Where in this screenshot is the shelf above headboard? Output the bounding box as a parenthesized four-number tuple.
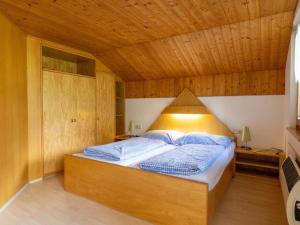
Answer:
(148, 89, 234, 138)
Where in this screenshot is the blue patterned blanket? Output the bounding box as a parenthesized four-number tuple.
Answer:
(84, 137, 167, 161)
(138, 144, 224, 175)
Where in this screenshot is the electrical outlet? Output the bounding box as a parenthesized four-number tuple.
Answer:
(135, 124, 141, 129)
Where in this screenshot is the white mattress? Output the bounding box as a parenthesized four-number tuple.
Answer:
(73, 142, 235, 191)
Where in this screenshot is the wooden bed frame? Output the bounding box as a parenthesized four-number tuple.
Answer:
(64, 155, 235, 225)
(64, 89, 236, 225)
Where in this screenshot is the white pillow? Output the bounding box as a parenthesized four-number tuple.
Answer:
(143, 130, 185, 144)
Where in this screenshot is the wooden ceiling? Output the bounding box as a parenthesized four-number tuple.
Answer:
(0, 0, 297, 81)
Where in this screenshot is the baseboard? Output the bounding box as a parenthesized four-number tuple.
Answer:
(0, 184, 28, 213)
(29, 177, 43, 184)
(0, 177, 43, 213)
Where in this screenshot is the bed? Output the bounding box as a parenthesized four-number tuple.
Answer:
(64, 89, 236, 225)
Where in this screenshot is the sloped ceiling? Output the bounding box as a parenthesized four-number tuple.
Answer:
(0, 0, 297, 81)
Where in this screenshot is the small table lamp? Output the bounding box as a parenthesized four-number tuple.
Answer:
(128, 120, 134, 135)
(241, 126, 251, 150)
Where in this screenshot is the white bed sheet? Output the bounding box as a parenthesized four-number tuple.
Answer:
(73, 144, 176, 166)
(73, 142, 235, 191)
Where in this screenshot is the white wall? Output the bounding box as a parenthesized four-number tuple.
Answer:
(126, 96, 285, 149)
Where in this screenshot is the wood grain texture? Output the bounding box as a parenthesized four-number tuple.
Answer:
(208, 159, 235, 222)
(0, 0, 296, 82)
(0, 0, 296, 50)
(26, 37, 120, 176)
(96, 62, 118, 144)
(0, 174, 286, 225)
(74, 75, 97, 151)
(43, 71, 96, 175)
(212, 174, 288, 225)
(64, 155, 234, 225)
(149, 89, 234, 137)
(0, 12, 28, 206)
(99, 12, 293, 81)
(126, 70, 285, 98)
(27, 36, 43, 181)
(116, 82, 125, 136)
(27, 38, 100, 179)
(43, 71, 77, 175)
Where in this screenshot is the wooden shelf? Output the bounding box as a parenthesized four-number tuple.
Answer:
(42, 46, 95, 77)
(235, 147, 283, 177)
(235, 148, 280, 158)
(236, 160, 279, 171)
(115, 82, 125, 136)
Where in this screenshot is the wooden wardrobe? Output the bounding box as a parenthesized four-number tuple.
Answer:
(42, 47, 97, 175)
(27, 38, 122, 179)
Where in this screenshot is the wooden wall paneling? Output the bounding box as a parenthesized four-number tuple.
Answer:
(0, 0, 297, 54)
(96, 62, 116, 144)
(125, 70, 285, 98)
(75, 76, 97, 150)
(277, 70, 286, 94)
(213, 74, 226, 96)
(43, 71, 78, 175)
(0, 1, 296, 82)
(0, 12, 28, 206)
(98, 12, 293, 81)
(27, 36, 43, 181)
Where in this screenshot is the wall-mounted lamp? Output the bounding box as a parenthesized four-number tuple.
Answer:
(162, 106, 209, 115)
(172, 114, 201, 119)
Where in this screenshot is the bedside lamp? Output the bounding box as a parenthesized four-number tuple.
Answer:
(128, 120, 134, 135)
(241, 126, 251, 150)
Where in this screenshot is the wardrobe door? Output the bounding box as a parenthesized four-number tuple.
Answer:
(73, 76, 96, 150)
(43, 71, 77, 175)
(96, 72, 116, 144)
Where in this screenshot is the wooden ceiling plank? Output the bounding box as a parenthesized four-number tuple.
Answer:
(193, 31, 219, 76)
(249, 18, 261, 71)
(147, 40, 182, 78)
(221, 25, 240, 73)
(99, 11, 293, 81)
(1, 0, 295, 81)
(0, 1, 128, 48)
(172, 35, 202, 77)
(278, 11, 294, 68)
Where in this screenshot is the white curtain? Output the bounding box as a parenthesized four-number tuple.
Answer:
(295, 25, 300, 81)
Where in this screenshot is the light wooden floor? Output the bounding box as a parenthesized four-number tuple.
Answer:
(0, 174, 287, 225)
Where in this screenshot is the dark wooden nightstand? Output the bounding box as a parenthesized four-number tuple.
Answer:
(114, 135, 138, 142)
(235, 147, 285, 177)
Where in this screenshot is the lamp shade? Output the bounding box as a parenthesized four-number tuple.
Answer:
(128, 120, 134, 133)
(241, 126, 251, 143)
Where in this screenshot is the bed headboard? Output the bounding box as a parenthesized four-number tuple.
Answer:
(148, 89, 234, 138)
